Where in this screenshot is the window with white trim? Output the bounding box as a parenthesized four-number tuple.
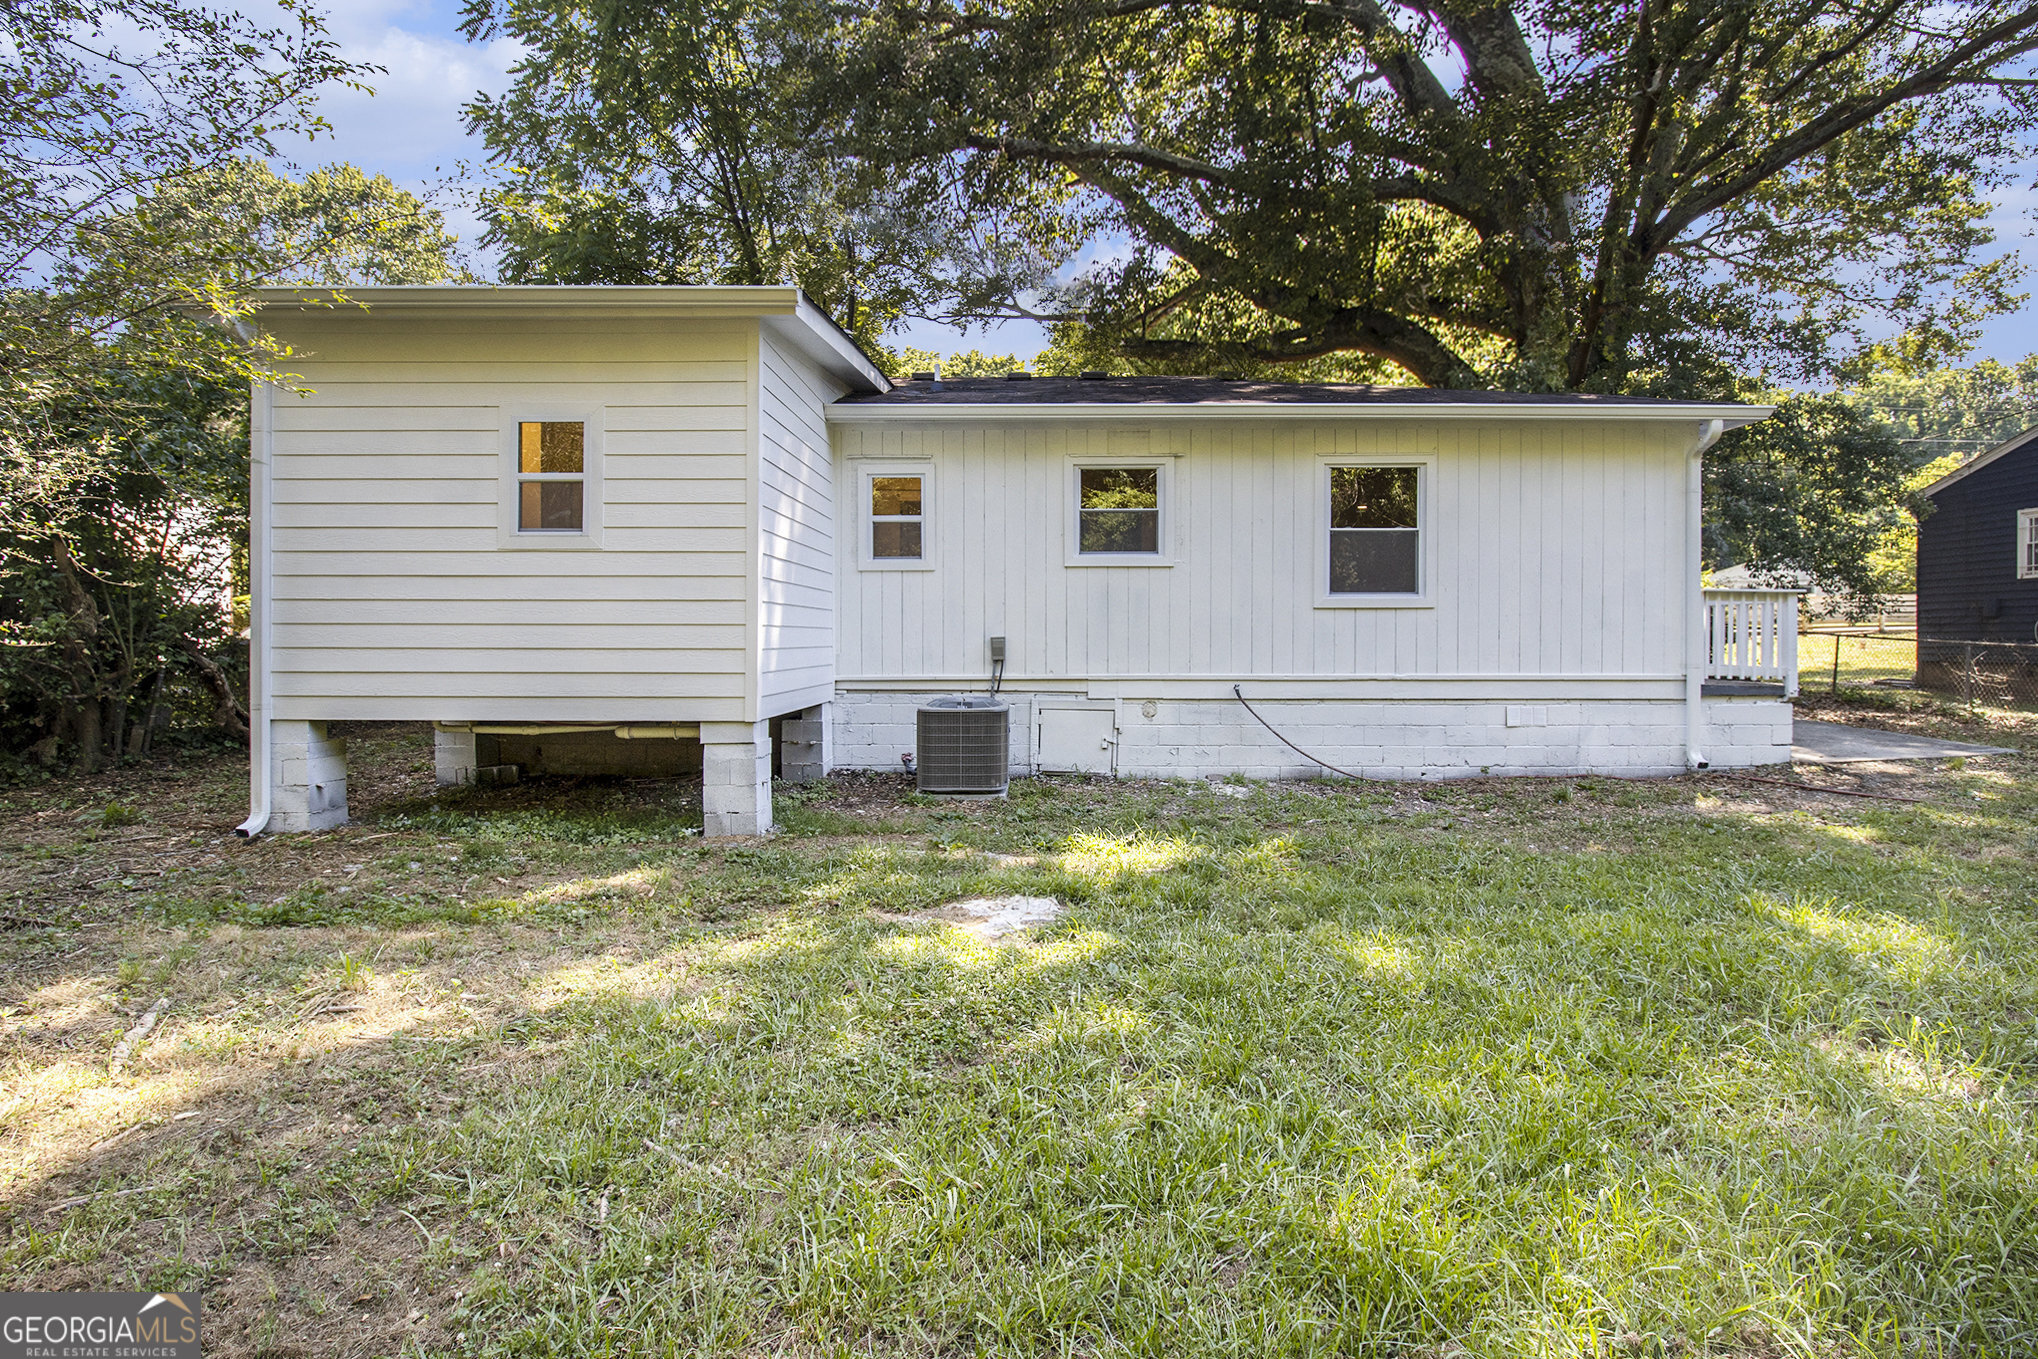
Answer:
(1328, 465, 1421, 595)
(1074, 466, 1162, 556)
(2020, 508, 2038, 580)
(517, 421, 584, 532)
(870, 473, 924, 559)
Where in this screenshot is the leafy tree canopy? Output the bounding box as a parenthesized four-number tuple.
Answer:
(0, 0, 462, 769)
(1841, 352, 2038, 461)
(805, 0, 2038, 392)
(887, 346, 1035, 378)
(459, 0, 1005, 351)
(0, 0, 384, 393)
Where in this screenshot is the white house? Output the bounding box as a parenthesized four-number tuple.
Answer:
(235, 286, 1798, 837)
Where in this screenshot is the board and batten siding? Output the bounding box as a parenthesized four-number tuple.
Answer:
(755, 329, 845, 717)
(1918, 430, 2038, 645)
(832, 418, 1695, 693)
(263, 315, 761, 722)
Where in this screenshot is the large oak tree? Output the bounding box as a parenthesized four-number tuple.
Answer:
(809, 0, 2038, 392)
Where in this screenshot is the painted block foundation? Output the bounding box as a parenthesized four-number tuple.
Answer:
(831, 690, 1793, 780)
(702, 719, 773, 836)
(271, 719, 347, 832)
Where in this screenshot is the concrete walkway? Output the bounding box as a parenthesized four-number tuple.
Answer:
(1792, 718, 2014, 764)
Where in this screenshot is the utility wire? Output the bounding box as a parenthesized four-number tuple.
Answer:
(1232, 685, 1383, 782)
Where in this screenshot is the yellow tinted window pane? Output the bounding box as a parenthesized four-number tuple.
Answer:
(520, 421, 584, 474)
(871, 476, 922, 516)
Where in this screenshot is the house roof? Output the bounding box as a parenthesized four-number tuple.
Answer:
(237, 285, 891, 395)
(832, 375, 1772, 425)
(1919, 423, 2038, 498)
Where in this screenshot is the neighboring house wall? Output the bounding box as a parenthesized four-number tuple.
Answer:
(1918, 433, 2038, 645)
(756, 329, 845, 718)
(262, 314, 759, 723)
(827, 415, 1779, 777)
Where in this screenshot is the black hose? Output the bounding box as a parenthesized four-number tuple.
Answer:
(1232, 685, 1382, 782)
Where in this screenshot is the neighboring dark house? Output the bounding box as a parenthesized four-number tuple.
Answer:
(1916, 425, 2038, 691)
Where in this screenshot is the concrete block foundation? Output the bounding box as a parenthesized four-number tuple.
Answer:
(830, 689, 1794, 780)
(271, 719, 347, 832)
(702, 719, 773, 836)
(779, 704, 830, 784)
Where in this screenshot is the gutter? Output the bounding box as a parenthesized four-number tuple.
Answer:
(238, 374, 274, 836)
(828, 401, 1774, 425)
(1685, 418, 1727, 770)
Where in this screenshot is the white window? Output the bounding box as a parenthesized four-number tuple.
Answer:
(2021, 508, 2038, 580)
(517, 421, 585, 531)
(859, 464, 933, 569)
(1319, 461, 1429, 606)
(1068, 462, 1170, 565)
(498, 410, 602, 548)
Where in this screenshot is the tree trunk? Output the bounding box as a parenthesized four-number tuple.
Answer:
(73, 700, 103, 774)
(51, 539, 104, 773)
(133, 662, 170, 759)
(177, 637, 248, 741)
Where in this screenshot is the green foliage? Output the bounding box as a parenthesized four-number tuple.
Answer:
(886, 347, 1035, 378)
(805, 0, 2038, 391)
(1702, 391, 1920, 596)
(1843, 353, 2038, 462)
(0, 0, 374, 395)
(458, 0, 979, 350)
(0, 1, 463, 769)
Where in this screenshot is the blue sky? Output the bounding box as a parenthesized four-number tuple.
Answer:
(276, 0, 2032, 369)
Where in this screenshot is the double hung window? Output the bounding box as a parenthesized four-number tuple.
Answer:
(1324, 464, 1424, 600)
(517, 421, 585, 532)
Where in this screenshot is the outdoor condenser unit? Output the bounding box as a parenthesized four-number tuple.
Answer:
(915, 695, 1011, 793)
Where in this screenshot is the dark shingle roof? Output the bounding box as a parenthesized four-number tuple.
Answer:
(841, 376, 1722, 407)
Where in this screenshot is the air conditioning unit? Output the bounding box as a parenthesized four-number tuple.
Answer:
(916, 696, 1011, 793)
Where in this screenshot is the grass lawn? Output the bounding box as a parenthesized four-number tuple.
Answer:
(2, 696, 2036, 1357)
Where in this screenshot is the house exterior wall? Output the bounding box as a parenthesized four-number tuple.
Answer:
(832, 417, 1692, 683)
(1918, 433, 2038, 646)
(825, 415, 1761, 776)
(756, 329, 845, 718)
(261, 314, 761, 723)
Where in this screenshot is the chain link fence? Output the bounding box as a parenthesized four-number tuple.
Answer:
(1798, 630, 2038, 710)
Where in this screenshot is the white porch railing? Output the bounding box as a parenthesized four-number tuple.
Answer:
(1704, 588, 1800, 696)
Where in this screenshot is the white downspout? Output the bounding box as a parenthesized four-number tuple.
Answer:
(238, 376, 274, 836)
(1685, 418, 1726, 770)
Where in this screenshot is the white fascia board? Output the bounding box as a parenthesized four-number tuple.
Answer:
(763, 299, 890, 393)
(241, 285, 889, 394)
(244, 284, 807, 315)
(826, 401, 1773, 427)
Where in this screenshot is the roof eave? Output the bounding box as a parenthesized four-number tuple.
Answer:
(827, 401, 1772, 426)
(236, 285, 890, 394)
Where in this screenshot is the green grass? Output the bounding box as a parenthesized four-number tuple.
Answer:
(2, 716, 2036, 1356)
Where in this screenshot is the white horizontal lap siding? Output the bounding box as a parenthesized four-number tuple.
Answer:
(263, 316, 760, 721)
(833, 418, 1689, 688)
(755, 331, 843, 718)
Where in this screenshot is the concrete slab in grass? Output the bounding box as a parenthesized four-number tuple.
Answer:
(1793, 719, 2014, 764)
